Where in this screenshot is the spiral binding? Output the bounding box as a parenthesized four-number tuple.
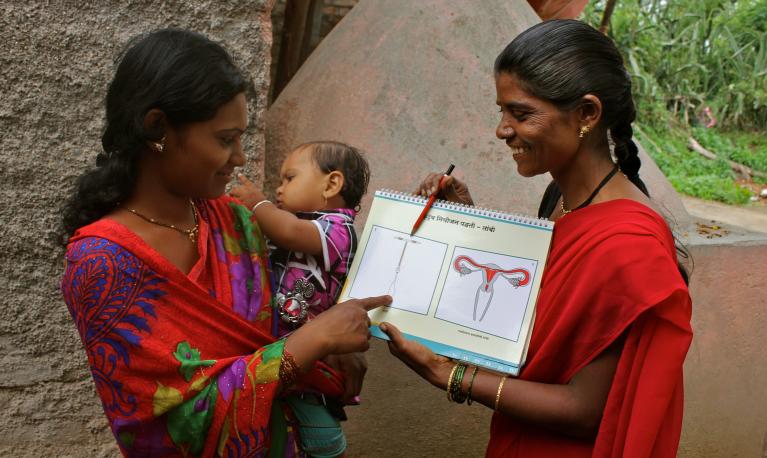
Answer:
(376, 189, 554, 228)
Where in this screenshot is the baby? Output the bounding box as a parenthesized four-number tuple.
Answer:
(230, 140, 370, 457)
(232, 141, 369, 333)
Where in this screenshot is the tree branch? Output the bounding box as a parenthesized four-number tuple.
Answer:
(688, 137, 766, 179)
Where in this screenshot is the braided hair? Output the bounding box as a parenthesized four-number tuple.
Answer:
(610, 101, 649, 196)
(60, 28, 249, 244)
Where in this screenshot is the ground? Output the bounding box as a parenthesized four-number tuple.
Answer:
(681, 196, 767, 234)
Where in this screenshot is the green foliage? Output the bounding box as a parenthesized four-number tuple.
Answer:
(581, 1, 766, 204)
(693, 127, 767, 176)
(668, 175, 753, 204)
(635, 125, 754, 204)
(583, 0, 767, 131)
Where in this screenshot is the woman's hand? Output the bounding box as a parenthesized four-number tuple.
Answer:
(285, 295, 391, 370)
(230, 174, 267, 208)
(415, 172, 474, 205)
(323, 353, 367, 404)
(379, 322, 454, 390)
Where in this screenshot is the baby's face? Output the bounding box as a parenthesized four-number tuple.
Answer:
(276, 146, 328, 213)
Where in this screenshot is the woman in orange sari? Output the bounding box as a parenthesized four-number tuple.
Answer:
(60, 29, 389, 457)
(386, 20, 692, 457)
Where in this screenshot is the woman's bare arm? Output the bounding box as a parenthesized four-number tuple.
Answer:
(381, 322, 623, 439)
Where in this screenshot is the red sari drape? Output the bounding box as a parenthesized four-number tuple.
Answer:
(61, 196, 343, 457)
(487, 199, 693, 457)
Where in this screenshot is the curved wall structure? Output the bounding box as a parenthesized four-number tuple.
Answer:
(266, 0, 689, 227)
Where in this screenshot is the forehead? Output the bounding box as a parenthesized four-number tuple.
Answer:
(282, 145, 314, 169)
(209, 93, 248, 128)
(494, 72, 549, 107)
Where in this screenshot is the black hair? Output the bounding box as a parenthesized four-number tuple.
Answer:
(301, 141, 370, 210)
(494, 19, 647, 195)
(501, 20, 689, 284)
(60, 28, 249, 243)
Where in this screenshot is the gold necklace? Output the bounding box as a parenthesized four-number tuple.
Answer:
(123, 200, 199, 244)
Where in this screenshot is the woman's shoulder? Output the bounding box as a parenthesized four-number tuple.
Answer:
(62, 233, 144, 295)
(590, 198, 672, 231)
(562, 198, 679, 256)
(64, 218, 159, 275)
(65, 234, 126, 264)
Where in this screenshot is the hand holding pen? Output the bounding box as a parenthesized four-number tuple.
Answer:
(411, 164, 457, 236)
(415, 167, 474, 206)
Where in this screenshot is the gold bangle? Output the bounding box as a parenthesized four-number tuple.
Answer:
(494, 376, 507, 411)
(279, 349, 301, 388)
(446, 363, 459, 400)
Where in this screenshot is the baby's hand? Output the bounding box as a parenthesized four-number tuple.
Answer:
(230, 174, 267, 208)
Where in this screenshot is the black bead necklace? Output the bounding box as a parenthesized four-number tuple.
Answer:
(560, 164, 620, 215)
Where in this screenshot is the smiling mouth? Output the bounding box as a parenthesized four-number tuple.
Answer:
(508, 145, 528, 158)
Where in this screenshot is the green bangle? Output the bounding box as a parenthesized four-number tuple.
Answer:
(466, 366, 479, 405)
(449, 363, 468, 404)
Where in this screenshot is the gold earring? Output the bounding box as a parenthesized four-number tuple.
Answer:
(578, 125, 590, 138)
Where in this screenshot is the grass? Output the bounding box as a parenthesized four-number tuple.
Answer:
(637, 126, 767, 205)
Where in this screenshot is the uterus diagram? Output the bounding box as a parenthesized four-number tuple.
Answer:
(453, 255, 530, 321)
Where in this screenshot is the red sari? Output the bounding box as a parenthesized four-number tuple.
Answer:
(487, 199, 693, 457)
(61, 196, 343, 457)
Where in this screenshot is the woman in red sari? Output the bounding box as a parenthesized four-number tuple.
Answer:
(60, 29, 389, 457)
(385, 20, 692, 457)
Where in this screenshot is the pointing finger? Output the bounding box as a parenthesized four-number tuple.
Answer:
(356, 295, 392, 312)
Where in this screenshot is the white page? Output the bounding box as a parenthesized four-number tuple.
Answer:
(348, 226, 447, 315)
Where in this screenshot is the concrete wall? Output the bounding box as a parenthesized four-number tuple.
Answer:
(265, 0, 690, 230)
(0, 2, 273, 456)
(680, 232, 767, 458)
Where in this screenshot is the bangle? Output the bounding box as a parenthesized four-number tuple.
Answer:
(466, 366, 479, 405)
(446, 363, 459, 401)
(251, 199, 272, 212)
(448, 363, 468, 404)
(494, 376, 507, 411)
(279, 349, 301, 388)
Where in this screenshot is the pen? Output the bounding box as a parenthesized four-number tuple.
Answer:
(410, 164, 455, 236)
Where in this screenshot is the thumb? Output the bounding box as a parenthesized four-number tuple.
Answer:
(378, 321, 404, 344)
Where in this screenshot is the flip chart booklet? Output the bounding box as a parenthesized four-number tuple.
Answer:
(338, 190, 554, 375)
